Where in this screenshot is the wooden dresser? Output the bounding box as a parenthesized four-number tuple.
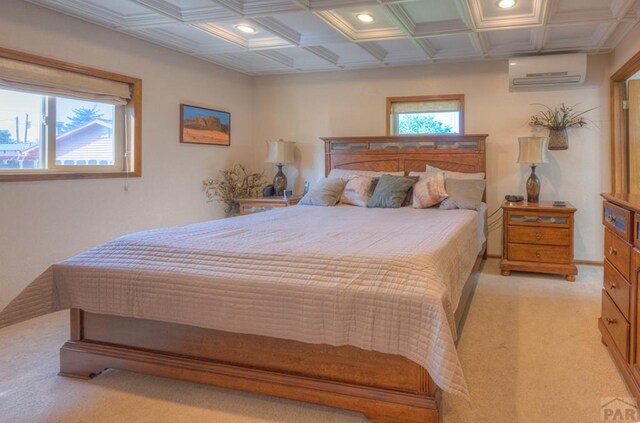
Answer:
(500, 201, 577, 281)
(600, 193, 640, 399)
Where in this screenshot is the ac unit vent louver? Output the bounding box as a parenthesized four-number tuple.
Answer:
(509, 54, 586, 91)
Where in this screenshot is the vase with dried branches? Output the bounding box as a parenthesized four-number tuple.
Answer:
(203, 164, 266, 217)
(529, 103, 595, 150)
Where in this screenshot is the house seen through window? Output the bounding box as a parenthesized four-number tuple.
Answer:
(387, 95, 464, 135)
(0, 89, 118, 170)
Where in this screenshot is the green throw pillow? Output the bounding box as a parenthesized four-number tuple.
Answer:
(367, 174, 416, 208)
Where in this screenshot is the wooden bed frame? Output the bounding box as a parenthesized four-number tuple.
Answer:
(59, 134, 488, 423)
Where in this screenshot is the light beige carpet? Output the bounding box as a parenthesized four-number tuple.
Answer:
(0, 259, 631, 423)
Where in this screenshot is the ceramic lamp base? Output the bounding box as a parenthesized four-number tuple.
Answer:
(273, 164, 287, 196)
(526, 164, 540, 203)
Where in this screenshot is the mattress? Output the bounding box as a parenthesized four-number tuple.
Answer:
(0, 203, 486, 398)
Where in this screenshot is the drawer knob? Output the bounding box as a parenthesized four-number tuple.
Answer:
(606, 214, 617, 223)
(605, 317, 616, 325)
(608, 247, 618, 256)
(608, 282, 617, 290)
(535, 250, 542, 258)
(535, 232, 543, 240)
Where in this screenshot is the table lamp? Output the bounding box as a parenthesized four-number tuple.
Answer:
(265, 139, 295, 196)
(518, 137, 549, 203)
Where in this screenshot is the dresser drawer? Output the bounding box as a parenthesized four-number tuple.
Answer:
(635, 213, 640, 249)
(507, 226, 570, 246)
(507, 211, 570, 228)
(507, 243, 570, 264)
(604, 228, 631, 280)
(604, 260, 631, 320)
(601, 290, 630, 361)
(604, 201, 632, 242)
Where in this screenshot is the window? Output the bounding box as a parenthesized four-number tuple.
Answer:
(387, 95, 464, 136)
(0, 48, 141, 181)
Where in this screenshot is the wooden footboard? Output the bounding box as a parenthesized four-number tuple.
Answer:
(60, 309, 440, 423)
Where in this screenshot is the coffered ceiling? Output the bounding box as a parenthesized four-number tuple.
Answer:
(25, 0, 640, 75)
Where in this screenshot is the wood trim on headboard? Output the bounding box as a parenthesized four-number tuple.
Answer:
(321, 134, 487, 177)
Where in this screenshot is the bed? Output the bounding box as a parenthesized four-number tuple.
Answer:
(0, 134, 488, 423)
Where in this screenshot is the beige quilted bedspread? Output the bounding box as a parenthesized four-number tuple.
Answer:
(0, 204, 484, 398)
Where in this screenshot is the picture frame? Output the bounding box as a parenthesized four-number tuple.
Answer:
(180, 104, 230, 146)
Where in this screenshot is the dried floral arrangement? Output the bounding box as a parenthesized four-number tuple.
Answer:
(203, 164, 266, 216)
(529, 103, 595, 130)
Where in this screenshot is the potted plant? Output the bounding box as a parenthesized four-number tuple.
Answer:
(203, 164, 266, 217)
(529, 103, 595, 150)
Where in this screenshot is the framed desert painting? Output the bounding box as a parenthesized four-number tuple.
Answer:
(180, 104, 230, 146)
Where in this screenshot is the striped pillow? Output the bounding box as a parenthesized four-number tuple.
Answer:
(412, 172, 448, 209)
(340, 175, 377, 207)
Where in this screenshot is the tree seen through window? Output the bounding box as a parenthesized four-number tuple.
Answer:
(397, 113, 455, 135)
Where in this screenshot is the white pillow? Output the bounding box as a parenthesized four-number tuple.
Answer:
(328, 169, 404, 180)
(340, 175, 377, 207)
(412, 173, 448, 209)
(424, 165, 485, 180)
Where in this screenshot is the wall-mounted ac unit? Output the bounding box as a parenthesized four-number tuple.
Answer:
(508, 53, 587, 91)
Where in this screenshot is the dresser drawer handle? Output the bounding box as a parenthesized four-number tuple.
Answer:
(608, 282, 617, 290)
(535, 250, 542, 258)
(535, 232, 543, 240)
(535, 217, 542, 223)
(608, 247, 618, 256)
(606, 214, 617, 224)
(605, 317, 616, 325)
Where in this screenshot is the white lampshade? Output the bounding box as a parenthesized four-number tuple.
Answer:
(265, 139, 295, 164)
(517, 137, 549, 165)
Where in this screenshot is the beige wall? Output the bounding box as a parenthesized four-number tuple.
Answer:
(254, 55, 611, 261)
(0, 0, 256, 311)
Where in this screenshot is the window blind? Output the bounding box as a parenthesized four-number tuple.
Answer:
(0, 57, 131, 105)
(389, 99, 461, 114)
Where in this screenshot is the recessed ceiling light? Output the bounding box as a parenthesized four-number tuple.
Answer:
(235, 24, 256, 34)
(497, 0, 516, 8)
(356, 13, 374, 23)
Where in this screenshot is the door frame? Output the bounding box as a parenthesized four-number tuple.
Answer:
(611, 49, 640, 193)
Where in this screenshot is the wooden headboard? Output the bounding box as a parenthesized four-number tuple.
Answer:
(321, 134, 487, 177)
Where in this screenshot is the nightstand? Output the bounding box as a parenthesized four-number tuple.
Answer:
(500, 201, 577, 281)
(238, 195, 301, 215)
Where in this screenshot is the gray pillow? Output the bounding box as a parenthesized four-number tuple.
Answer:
(300, 177, 347, 206)
(439, 179, 486, 210)
(367, 174, 416, 208)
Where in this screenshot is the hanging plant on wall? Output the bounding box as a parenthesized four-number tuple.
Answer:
(203, 164, 266, 217)
(529, 103, 596, 150)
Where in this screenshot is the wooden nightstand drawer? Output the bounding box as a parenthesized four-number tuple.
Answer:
(605, 228, 631, 280)
(604, 260, 631, 320)
(601, 290, 630, 361)
(240, 203, 285, 214)
(604, 201, 632, 242)
(238, 196, 301, 215)
(507, 226, 570, 246)
(507, 211, 570, 227)
(507, 243, 570, 264)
